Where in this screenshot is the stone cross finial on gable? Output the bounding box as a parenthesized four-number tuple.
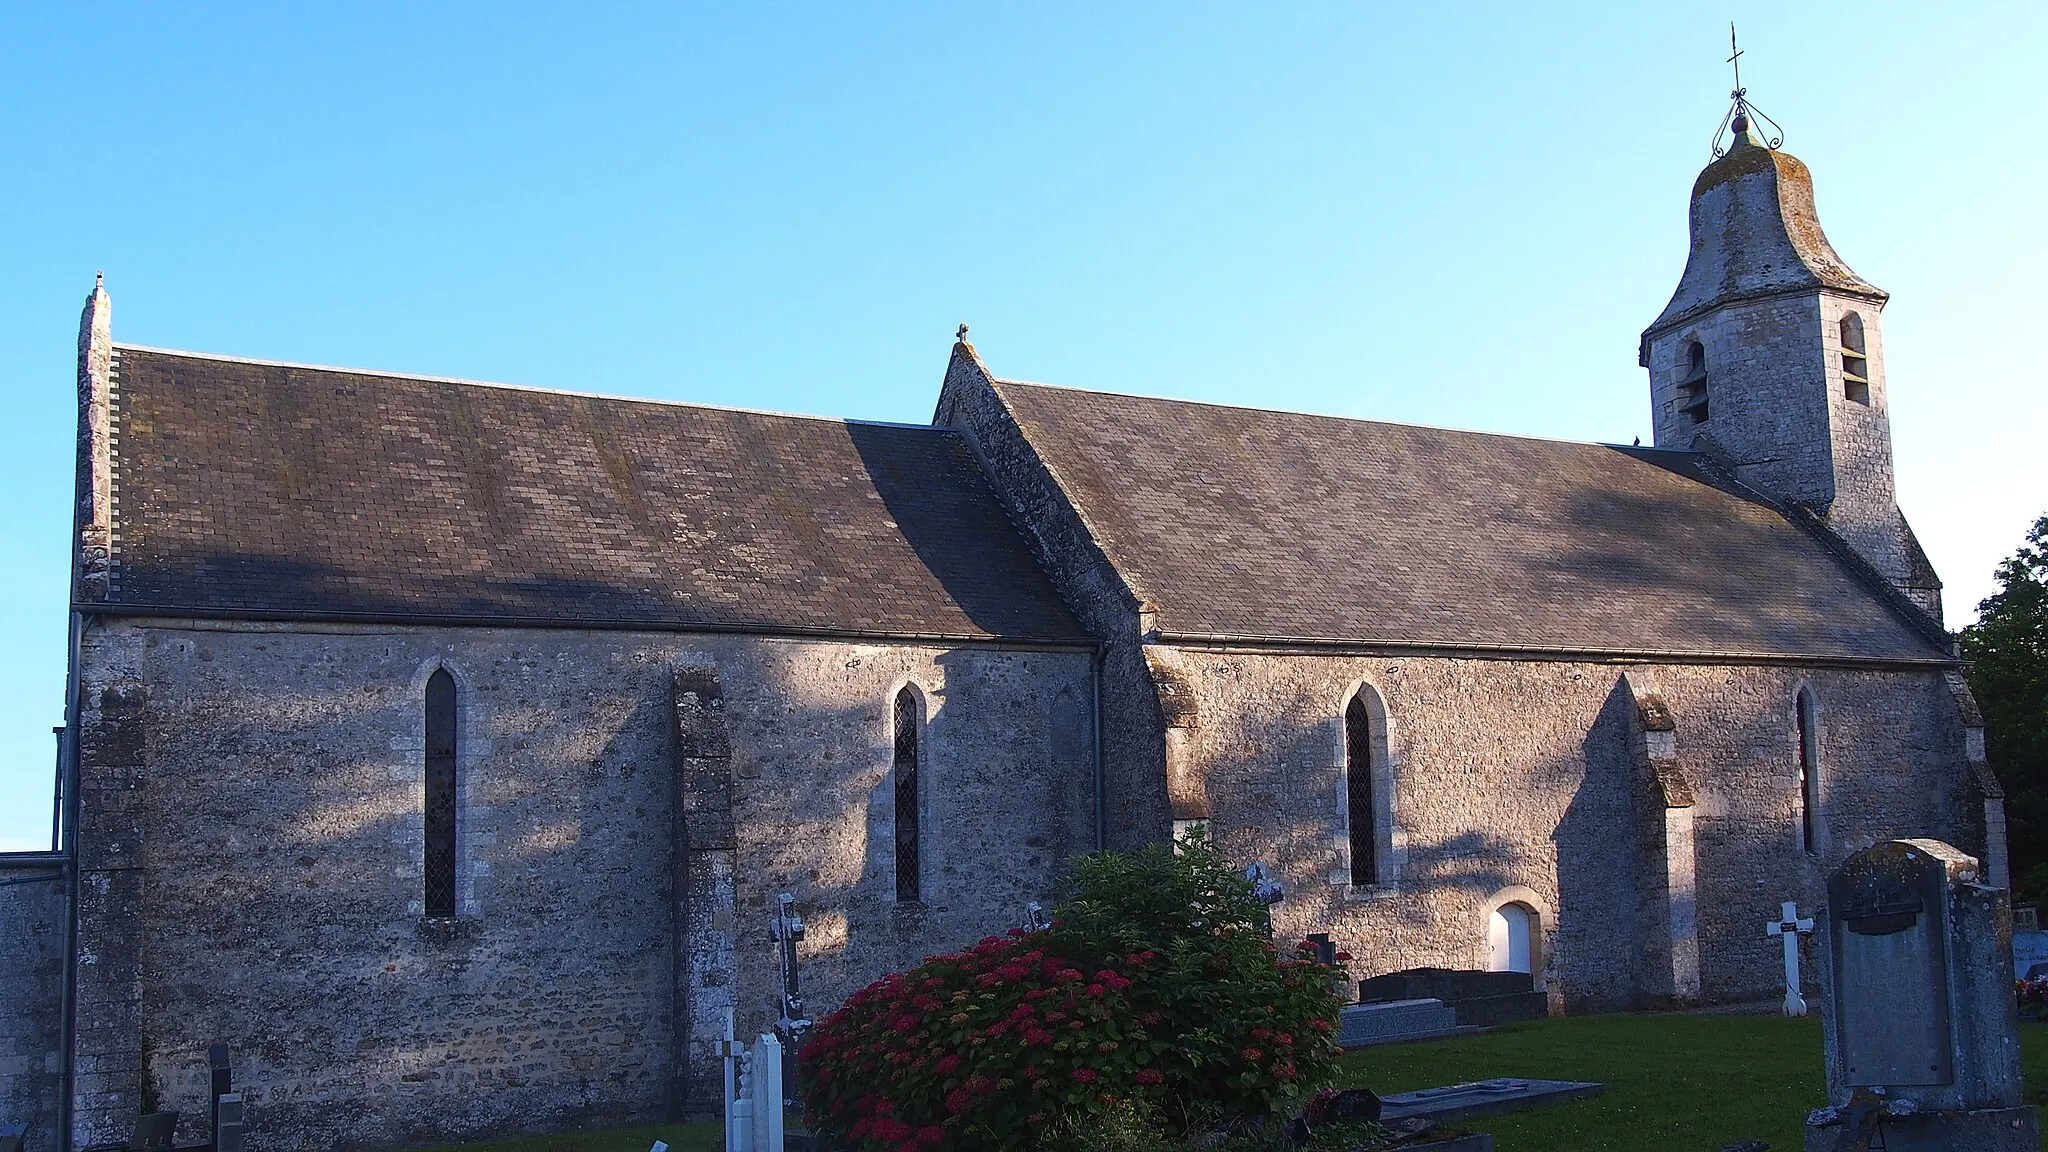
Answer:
(956, 323, 970, 342)
(1766, 900, 1816, 1016)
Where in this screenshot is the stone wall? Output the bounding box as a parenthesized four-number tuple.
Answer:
(0, 857, 67, 1148)
(71, 618, 1094, 1151)
(1146, 649, 1976, 1011)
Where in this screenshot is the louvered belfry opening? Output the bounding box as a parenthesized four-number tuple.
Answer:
(424, 669, 459, 917)
(1345, 694, 1376, 886)
(1679, 341, 1710, 423)
(893, 688, 922, 902)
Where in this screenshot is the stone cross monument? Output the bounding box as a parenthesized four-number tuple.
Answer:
(1767, 901, 1815, 1017)
(1803, 839, 2038, 1151)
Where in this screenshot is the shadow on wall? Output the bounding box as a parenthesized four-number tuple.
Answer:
(1550, 678, 1647, 1013)
(106, 637, 678, 1152)
(666, 634, 1102, 1121)
(0, 859, 67, 1152)
(1192, 672, 1663, 1006)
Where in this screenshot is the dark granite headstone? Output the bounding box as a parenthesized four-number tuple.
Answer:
(1358, 967, 1532, 1002)
(1358, 967, 1547, 1027)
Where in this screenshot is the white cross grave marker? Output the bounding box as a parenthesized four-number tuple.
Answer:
(1766, 900, 1815, 1017)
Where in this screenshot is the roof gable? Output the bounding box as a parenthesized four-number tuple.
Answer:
(98, 347, 1088, 642)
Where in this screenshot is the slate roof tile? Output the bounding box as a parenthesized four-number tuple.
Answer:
(102, 347, 1088, 642)
(990, 379, 1946, 661)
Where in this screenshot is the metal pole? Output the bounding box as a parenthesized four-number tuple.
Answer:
(1091, 643, 1106, 853)
(58, 611, 85, 1152)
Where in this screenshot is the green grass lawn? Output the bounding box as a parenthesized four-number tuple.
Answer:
(1340, 1012, 2048, 1152)
(424, 1015, 2048, 1152)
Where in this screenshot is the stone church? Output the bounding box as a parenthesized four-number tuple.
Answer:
(0, 109, 2006, 1150)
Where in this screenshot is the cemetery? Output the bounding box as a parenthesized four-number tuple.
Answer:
(10, 812, 2046, 1151)
(360, 836, 2043, 1152)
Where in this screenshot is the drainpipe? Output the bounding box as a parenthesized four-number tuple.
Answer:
(58, 610, 84, 1152)
(1092, 642, 1106, 854)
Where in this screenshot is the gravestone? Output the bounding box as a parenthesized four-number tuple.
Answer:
(1803, 839, 2039, 1151)
(1245, 861, 1284, 938)
(1766, 901, 1815, 1016)
(2012, 929, 2048, 979)
(213, 1094, 244, 1152)
(1303, 932, 1355, 1002)
(206, 1042, 233, 1152)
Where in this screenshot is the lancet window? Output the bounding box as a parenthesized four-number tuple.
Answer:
(1795, 689, 1821, 856)
(1345, 694, 1378, 885)
(424, 668, 458, 917)
(893, 688, 923, 902)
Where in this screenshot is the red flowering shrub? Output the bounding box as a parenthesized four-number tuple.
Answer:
(798, 831, 1346, 1150)
(2018, 975, 2048, 1018)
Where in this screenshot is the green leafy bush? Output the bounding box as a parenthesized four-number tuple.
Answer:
(797, 831, 1346, 1151)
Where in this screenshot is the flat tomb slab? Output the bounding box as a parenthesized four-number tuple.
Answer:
(1337, 998, 1461, 1049)
(1380, 1078, 1603, 1123)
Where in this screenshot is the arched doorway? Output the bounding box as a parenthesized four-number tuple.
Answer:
(1487, 903, 1533, 974)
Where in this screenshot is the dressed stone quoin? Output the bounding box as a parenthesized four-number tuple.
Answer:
(1, 98, 2009, 1152)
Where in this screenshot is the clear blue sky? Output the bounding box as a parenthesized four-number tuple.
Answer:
(2, 5, 2043, 849)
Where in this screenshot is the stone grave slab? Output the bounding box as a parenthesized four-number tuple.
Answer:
(1337, 998, 1460, 1048)
(1358, 967, 1547, 1028)
(1379, 1078, 1602, 1123)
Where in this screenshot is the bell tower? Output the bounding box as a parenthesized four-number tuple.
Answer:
(1640, 75, 1941, 620)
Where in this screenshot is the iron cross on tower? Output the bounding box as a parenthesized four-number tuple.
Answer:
(1766, 900, 1816, 1017)
(1728, 23, 1745, 106)
(1711, 24, 1783, 157)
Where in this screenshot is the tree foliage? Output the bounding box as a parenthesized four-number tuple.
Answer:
(1961, 513, 2048, 897)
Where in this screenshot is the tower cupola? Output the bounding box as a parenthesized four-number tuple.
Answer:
(1640, 92, 1941, 621)
(1641, 121, 1886, 355)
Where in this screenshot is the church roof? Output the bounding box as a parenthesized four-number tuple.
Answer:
(985, 378, 1950, 662)
(96, 346, 1090, 643)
